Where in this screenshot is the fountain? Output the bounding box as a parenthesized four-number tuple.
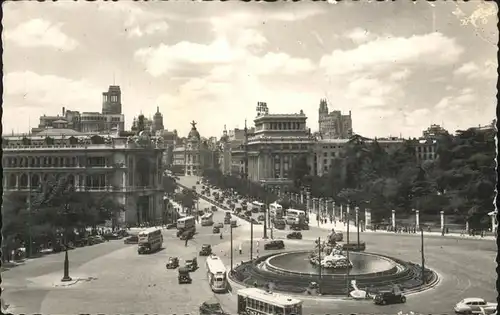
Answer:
(309, 243, 353, 269)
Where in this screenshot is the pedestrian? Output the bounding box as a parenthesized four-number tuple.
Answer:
(185, 238, 188, 247)
(239, 243, 242, 255)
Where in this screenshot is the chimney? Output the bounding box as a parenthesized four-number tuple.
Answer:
(62, 107, 66, 116)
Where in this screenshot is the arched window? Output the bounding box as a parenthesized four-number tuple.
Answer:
(31, 174, 40, 188)
(19, 173, 28, 188)
(8, 174, 16, 187)
(48, 157, 52, 165)
(67, 174, 75, 186)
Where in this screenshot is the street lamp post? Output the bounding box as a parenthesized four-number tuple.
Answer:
(263, 187, 268, 239)
(420, 227, 425, 285)
(356, 207, 360, 248)
(317, 237, 322, 293)
(250, 220, 253, 260)
(346, 203, 350, 297)
(230, 223, 234, 272)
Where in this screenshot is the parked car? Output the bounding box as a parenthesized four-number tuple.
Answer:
(166, 223, 177, 229)
(178, 267, 192, 284)
(212, 226, 220, 234)
(287, 232, 303, 239)
(214, 222, 224, 228)
(166, 257, 179, 269)
(454, 298, 497, 314)
(199, 244, 212, 256)
(199, 300, 227, 315)
(374, 291, 406, 305)
(124, 235, 138, 244)
(211, 206, 217, 212)
(185, 257, 198, 271)
(264, 240, 285, 250)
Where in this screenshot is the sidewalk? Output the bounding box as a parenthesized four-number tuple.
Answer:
(308, 213, 497, 241)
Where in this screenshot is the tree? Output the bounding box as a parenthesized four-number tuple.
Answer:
(137, 114, 146, 133)
(289, 155, 310, 188)
(175, 189, 197, 213)
(163, 175, 177, 196)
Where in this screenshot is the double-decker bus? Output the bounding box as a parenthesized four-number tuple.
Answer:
(284, 209, 306, 225)
(137, 228, 163, 254)
(269, 202, 284, 218)
(237, 288, 303, 315)
(201, 213, 214, 226)
(177, 216, 196, 236)
(205, 255, 228, 293)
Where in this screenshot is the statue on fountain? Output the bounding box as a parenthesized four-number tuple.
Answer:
(309, 238, 352, 269)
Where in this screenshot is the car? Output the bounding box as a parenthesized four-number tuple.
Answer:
(342, 242, 366, 252)
(211, 206, 217, 212)
(185, 257, 198, 271)
(199, 300, 227, 315)
(290, 224, 302, 231)
(166, 257, 179, 269)
(214, 222, 224, 228)
(264, 240, 285, 250)
(123, 235, 138, 244)
(257, 215, 265, 221)
(374, 290, 406, 305)
(224, 217, 231, 224)
(212, 226, 220, 234)
(199, 244, 212, 256)
(454, 298, 497, 314)
(287, 232, 303, 239)
(138, 243, 150, 255)
(166, 223, 177, 229)
(103, 232, 121, 240)
(178, 267, 192, 284)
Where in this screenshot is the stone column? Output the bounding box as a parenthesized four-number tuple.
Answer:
(346, 205, 350, 225)
(392, 210, 396, 229)
(300, 192, 304, 204)
(355, 207, 359, 227)
(415, 209, 420, 229)
(279, 155, 284, 179)
(340, 204, 343, 221)
(15, 174, 19, 189)
(440, 210, 444, 232)
(364, 208, 371, 230)
(332, 200, 336, 220)
(306, 192, 311, 212)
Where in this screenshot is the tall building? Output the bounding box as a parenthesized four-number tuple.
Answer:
(2, 130, 165, 225)
(422, 124, 449, 139)
(31, 86, 125, 134)
(102, 85, 122, 115)
(231, 102, 316, 189)
(152, 106, 164, 133)
(172, 121, 218, 176)
(318, 99, 353, 139)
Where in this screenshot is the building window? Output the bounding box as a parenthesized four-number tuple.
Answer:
(323, 152, 327, 157)
(323, 159, 327, 165)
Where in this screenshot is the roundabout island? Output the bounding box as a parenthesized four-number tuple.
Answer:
(230, 232, 439, 297)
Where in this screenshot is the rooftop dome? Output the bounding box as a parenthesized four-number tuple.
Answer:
(188, 120, 201, 140)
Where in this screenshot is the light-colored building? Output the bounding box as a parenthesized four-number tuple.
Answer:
(2, 129, 165, 226)
(314, 137, 405, 176)
(172, 121, 218, 176)
(318, 99, 353, 139)
(231, 103, 316, 189)
(31, 86, 126, 134)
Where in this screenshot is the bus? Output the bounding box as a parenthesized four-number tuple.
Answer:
(205, 255, 228, 293)
(269, 202, 284, 218)
(237, 288, 303, 315)
(201, 213, 214, 226)
(177, 216, 196, 236)
(137, 228, 163, 254)
(251, 201, 265, 213)
(285, 209, 306, 225)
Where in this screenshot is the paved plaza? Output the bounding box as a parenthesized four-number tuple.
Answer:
(2, 177, 496, 314)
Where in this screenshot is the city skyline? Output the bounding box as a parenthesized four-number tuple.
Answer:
(3, 1, 497, 138)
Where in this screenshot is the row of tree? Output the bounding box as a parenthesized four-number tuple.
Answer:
(289, 127, 496, 227)
(3, 174, 124, 257)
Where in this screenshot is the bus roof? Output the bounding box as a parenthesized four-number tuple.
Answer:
(252, 201, 264, 206)
(202, 213, 213, 218)
(237, 288, 302, 306)
(206, 255, 226, 273)
(287, 208, 305, 213)
(178, 216, 195, 221)
(138, 227, 162, 235)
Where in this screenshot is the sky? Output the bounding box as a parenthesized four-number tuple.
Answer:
(2, 1, 498, 138)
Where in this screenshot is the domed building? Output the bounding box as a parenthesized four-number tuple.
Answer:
(172, 121, 218, 176)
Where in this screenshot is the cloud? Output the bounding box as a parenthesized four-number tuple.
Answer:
(434, 87, 477, 111)
(128, 21, 169, 38)
(4, 18, 78, 50)
(3, 71, 101, 110)
(344, 27, 373, 44)
(246, 53, 316, 75)
(453, 60, 497, 79)
(320, 32, 463, 76)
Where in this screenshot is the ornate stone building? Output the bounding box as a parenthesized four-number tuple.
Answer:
(318, 99, 353, 139)
(231, 103, 316, 190)
(172, 121, 218, 176)
(2, 129, 165, 225)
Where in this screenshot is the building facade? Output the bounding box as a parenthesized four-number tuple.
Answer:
(32, 86, 125, 135)
(172, 121, 218, 176)
(231, 103, 316, 189)
(2, 129, 165, 225)
(318, 99, 353, 139)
